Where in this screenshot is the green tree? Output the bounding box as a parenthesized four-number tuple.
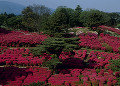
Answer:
(73, 5, 83, 26)
(22, 7, 36, 31)
(22, 4, 51, 32)
(107, 12, 120, 26)
(45, 6, 74, 34)
(79, 9, 110, 28)
(6, 16, 22, 30)
(0, 14, 6, 26)
(29, 4, 51, 32)
(30, 37, 80, 56)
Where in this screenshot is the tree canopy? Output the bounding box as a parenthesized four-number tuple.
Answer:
(79, 9, 110, 27)
(22, 4, 51, 32)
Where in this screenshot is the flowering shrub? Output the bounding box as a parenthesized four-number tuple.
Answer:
(100, 33, 120, 53)
(78, 33, 106, 50)
(0, 30, 48, 47)
(0, 28, 120, 86)
(88, 50, 120, 69)
(0, 49, 120, 86)
(48, 74, 80, 85)
(0, 48, 52, 67)
(0, 67, 51, 86)
(78, 32, 120, 53)
(99, 25, 120, 35)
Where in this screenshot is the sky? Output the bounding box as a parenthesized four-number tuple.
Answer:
(1, 0, 120, 12)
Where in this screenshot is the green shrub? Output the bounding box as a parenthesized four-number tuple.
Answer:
(96, 68, 100, 73)
(102, 43, 112, 52)
(30, 37, 80, 56)
(115, 24, 120, 29)
(43, 58, 62, 70)
(78, 75, 84, 79)
(109, 59, 120, 72)
(109, 59, 120, 85)
(30, 45, 46, 56)
(50, 54, 58, 59)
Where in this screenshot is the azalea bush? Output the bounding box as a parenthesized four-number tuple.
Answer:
(0, 48, 52, 67)
(0, 49, 120, 86)
(99, 25, 120, 35)
(109, 59, 120, 85)
(102, 43, 112, 52)
(0, 30, 48, 47)
(0, 28, 120, 86)
(78, 32, 106, 50)
(100, 33, 120, 53)
(0, 67, 51, 86)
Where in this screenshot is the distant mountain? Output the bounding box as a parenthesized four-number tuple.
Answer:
(0, 1, 25, 15)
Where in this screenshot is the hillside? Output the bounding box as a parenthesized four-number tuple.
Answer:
(0, 26, 120, 85)
(0, 1, 25, 15)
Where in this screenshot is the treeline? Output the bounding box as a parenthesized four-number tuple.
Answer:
(0, 4, 120, 33)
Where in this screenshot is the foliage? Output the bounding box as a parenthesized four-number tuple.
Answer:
(72, 5, 83, 26)
(78, 75, 84, 79)
(79, 9, 110, 28)
(0, 14, 7, 26)
(22, 4, 51, 32)
(6, 16, 22, 29)
(43, 58, 62, 70)
(109, 59, 120, 72)
(42, 37, 80, 54)
(115, 24, 120, 29)
(22, 7, 36, 31)
(30, 37, 80, 56)
(96, 68, 101, 73)
(30, 45, 46, 56)
(102, 43, 112, 52)
(107, 12, 120, 26)
(44, 6, 75, 33)
(109, 59, 120, 85)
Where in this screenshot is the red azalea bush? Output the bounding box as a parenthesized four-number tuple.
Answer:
(78, 33, 106, 50)
(0, 48, 52, 66)
(48, 74, 80, 85)
(78, 32, 120, 53)
(0, 49, 120, 86)
(0, 30, 48, 47)
(0, 67, 51, 86)
(88, 50, 120, 69)
(0, 28, 120, 86)
(99, 25, 120, 35)
(100, 33, 120, 53)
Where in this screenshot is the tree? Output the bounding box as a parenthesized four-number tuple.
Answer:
(45, 6, 74, 33)
(7, 16, 22, 30)
(30, 37, 80, 56)
(22, 4, 51, 32)
(22, 7, 36, 31)
(75, 5, 83, 13)
(79, 9, 110, 28)
(0, 14, 6, 26)
(73, 5, 83, 26)
(107, 12, 120, 26)
(29, 4, 51, 32)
